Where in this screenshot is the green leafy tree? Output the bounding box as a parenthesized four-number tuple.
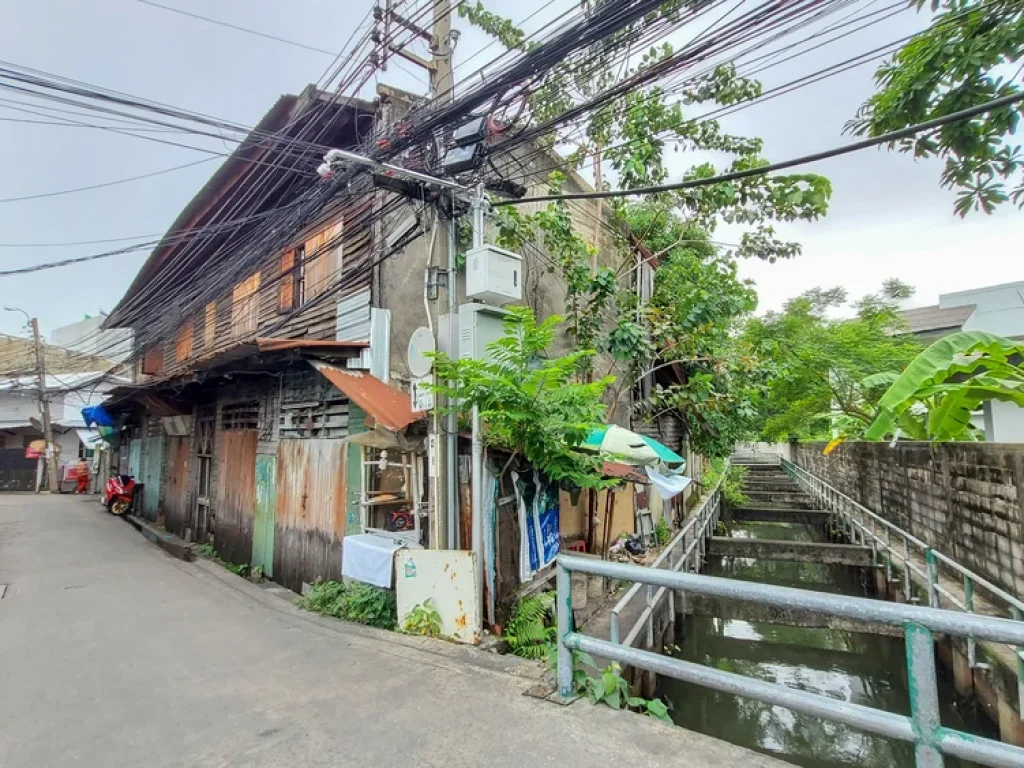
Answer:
(430, 307, 615, 489)
(624, 202, 764, 457)
(460, 4, 833, 457)
(743, 281, 922, 441)
(848, 0, 1024, 215)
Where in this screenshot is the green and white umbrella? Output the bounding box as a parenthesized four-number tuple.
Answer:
(581, 425, 685, 467)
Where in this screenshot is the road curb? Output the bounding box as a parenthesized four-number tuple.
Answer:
(125, 515, 194, 562)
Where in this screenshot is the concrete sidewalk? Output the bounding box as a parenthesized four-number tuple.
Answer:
(0, 494, 786, 767)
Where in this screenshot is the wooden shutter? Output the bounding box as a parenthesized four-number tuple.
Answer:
(279, 250, 295, 312)
(175, 321, 193, 362)
(142, 344, 164, 375)
(231, 273, 261, 337)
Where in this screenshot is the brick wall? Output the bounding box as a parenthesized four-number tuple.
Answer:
(793, 441, 1024, 596)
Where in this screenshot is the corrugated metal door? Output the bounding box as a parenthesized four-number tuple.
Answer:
(163, 437, 191, 537)
(252, 454, 277, 578)
(141, 435, 164, 521)
(274, 439, 347, 591)
(215, 430, 257, 565)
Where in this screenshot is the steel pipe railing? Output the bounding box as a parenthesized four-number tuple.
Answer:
(556, 554, 1024, 768)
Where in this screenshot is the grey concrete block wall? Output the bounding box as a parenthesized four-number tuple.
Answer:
(794, 441, 1024, 597)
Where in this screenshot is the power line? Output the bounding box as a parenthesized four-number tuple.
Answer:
(495, 92, 1024, 206)
(134, 0, 338, 57)
(0, 156, 216, 203)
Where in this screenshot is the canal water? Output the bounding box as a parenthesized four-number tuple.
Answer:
(658, 519, 998, 767)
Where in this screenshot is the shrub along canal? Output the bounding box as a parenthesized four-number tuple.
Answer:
(658, 519, 998, 767)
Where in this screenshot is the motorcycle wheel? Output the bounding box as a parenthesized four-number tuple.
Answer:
(110, 500, 131, 516)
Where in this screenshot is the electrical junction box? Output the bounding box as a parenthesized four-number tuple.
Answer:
(439, 304, 511, 363)
(465, 244, 522, 305)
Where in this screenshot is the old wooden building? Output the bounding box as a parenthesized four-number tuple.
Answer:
(104, 86, 427, 591)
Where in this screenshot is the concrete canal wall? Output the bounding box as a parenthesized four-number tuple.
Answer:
(794, 441, 1024, 597)
(794, 441, 1024, 745)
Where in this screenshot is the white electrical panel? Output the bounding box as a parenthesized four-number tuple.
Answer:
(465, 244, 523, 305)
(439, 304, 511, 363)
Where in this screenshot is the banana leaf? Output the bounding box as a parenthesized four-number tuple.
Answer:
(865, 331, 1024, 440)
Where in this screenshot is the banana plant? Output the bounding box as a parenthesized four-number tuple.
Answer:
(865, 331, 1024, 441)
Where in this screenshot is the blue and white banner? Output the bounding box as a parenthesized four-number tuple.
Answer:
(513, 469, 560, 582)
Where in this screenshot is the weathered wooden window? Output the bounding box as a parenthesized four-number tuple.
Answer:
(231, 273, 260, 337)
(221, 401, 259, 431)
(278, 249, 298, 313)
(204, 301, 217, 349)
(303, 220, 343, 303)
(175, 321, 193, 362)
(141, 344, 164, 375)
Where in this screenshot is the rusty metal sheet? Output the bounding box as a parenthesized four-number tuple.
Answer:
(308, 361, 424, 432)
(215, 430, 257, 565)
(163, 436, 191, 537)
(395, 550, 481, 645)
(274, 438, 348, 591)
(602, 461, 648, 484)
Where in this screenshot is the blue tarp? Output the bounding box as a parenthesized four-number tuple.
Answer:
(81, 404, 114, 428)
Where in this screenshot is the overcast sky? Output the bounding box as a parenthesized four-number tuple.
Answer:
(1, 0, 1020, 341)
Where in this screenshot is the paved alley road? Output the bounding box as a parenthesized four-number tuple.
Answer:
(0, 494, 785, 768)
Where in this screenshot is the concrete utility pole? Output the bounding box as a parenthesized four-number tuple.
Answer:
(430, 0, 461, 552)
(4, 307, 58, 493)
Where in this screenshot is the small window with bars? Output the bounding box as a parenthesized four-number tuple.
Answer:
(221, 401, 259, 431)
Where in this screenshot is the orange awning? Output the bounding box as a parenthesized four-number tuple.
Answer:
(257, 338, 370, 353)
(309, 361, 424, 432)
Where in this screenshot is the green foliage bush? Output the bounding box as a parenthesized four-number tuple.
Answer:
(402, 599, 442, 638)
(504, 592, 557, 660)
(704, 459, 748, 506)
(298, 580, 398, 630)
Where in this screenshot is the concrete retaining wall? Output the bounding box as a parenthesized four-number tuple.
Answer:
(793, 441, 1024, 598)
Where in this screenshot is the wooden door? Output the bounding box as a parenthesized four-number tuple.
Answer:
(163, 437, 191, 538)
(252, 454, 277, 578)
(215, 430, 257, 565)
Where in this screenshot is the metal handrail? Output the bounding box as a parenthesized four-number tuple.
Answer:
(608, 461, 726, 647)
(555, 554, 1024, 768)
(781, 458, 1024, 711)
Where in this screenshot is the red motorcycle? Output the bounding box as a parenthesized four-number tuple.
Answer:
(104, 475, 136, 516)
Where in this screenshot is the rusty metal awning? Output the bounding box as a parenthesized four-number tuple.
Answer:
(308, 360, 424, 432)
(256, 338, 370, 354)
(602, 461, 649, 484)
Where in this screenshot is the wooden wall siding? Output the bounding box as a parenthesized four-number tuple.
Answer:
(274, 438, 348, 592)
(163, 436, 192, 537)
(154, 195, 377, 378)
(214, 429, 257, 565)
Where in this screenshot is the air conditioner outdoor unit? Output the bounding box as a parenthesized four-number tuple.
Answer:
(465, 244, 522, 305)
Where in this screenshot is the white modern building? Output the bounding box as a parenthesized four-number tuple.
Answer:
(50, 314, 133, 365)
(901, 280, 1024, 442)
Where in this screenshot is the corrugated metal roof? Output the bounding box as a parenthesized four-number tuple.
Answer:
(309, 361, 423, 432)
(899, 304, 975, 334)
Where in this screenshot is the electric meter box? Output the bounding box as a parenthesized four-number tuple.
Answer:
(439, 304, 511, 362)
(465, 244, 522, 305)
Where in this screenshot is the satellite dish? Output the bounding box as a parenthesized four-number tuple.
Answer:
(407, 326, 435, 378)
